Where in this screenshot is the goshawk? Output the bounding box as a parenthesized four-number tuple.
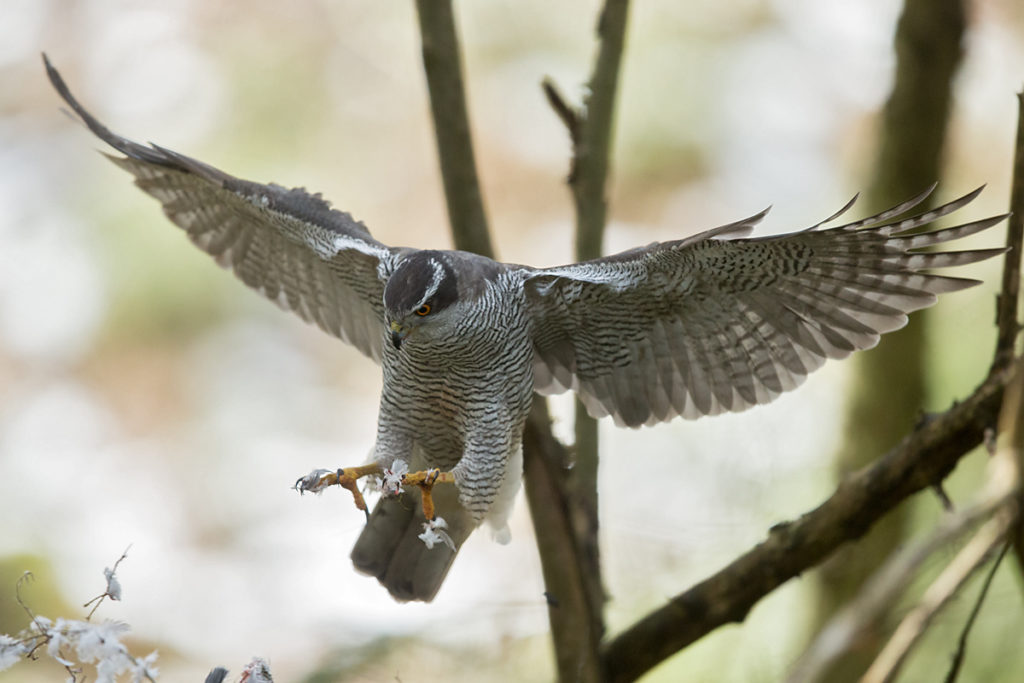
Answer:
(46, 56, 1006, 602)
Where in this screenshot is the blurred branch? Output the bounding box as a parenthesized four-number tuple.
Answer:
(788, 358, 1024, 683)
(862, 519, 1011, 683)
(523, 402, 605, 683)
(942, 540, 1010, 683)
(414, 0, 493, 257)
(543, 2, 631, 651)
(993, 90, 1024, 373)
(811, 2, 967, 677)
(601, 364, 1011, 683)
(413, 3, 604, 681)
(600, 74, 1023, 675)
(786, 492, 1014, 683)
(569, 0, 629, 262)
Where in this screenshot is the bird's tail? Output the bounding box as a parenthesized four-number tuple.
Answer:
(350, 481, 475, 602)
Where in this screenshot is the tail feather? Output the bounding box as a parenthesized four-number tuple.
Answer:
(351, 484, 475, 602)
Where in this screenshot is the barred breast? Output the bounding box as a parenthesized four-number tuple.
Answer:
(374, 270, 535, 520)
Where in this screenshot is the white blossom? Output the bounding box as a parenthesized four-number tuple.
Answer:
(418, 517, 455, 551)
(240, 656, 274, 683)
(103, 567, 123, 601)
(379, 460, 409, 496)
(131, 651, 159, 683)
(0, 634, 26, 672)
(74, 619, 129, 664)
(132, 654, 159, 682)
(45, 618, 74, 666)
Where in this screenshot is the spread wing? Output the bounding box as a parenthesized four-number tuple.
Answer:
(524, 187, 1006, 427)
(45, 55, 399, 362)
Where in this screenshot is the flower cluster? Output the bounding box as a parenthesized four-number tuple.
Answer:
(0, 616, 158, 682)
(378, 460, 409, 496)
(418, 517, 456, 551)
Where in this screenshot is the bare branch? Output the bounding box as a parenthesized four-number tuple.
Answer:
(942, 540, 1010, 683)
(996, 357, 1024, 593)
(543, 6, 632, 666)
(412, 3, 605, 680)
(83, 544, 131, 620)
(601, 367, 1009, 683)
(413, 0, 493, 258)
(862, 516, 1012, 683)
(791, 359, 1024, 682)
(786, 493, 1014, 683)
(992, 90, 1024, 372)
(523, 402, 605, 683)
(541, 78, 581, 151)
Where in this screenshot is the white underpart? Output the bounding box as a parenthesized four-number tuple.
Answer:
(483, 443, 522, 544)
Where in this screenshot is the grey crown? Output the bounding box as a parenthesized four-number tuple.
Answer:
(45, 55, 1007, 602)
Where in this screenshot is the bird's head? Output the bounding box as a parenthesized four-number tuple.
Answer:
(383, 251, 459, 350)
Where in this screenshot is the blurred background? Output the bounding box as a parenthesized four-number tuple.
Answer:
(1, 0, 1022, 680)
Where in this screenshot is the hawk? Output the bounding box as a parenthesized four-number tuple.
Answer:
(45, 55, 1006, 602)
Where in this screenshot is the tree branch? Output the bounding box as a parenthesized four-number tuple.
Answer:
(992, 90, 1024, 372)
(941, 539, 1010, 683)
(413, 4, 605, 680)
(601, 365, 1010, 683)
(544, 3, 631, 654)
(862, 517, 1012, 683)
(523, 402, 605, 683)
(414, 0, 493, 258)
(786, 492, 1014, 683)
(992, 90, 1024, 596)
(788, 356, 1024, 682)
(810, 4, 967, 675)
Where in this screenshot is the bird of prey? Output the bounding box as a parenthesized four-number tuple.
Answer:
(45, 55, 1006, 602)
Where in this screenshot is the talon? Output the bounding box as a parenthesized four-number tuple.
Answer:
(294, 468, 338, 494)
(294, 464, 381, 513)
(400, 468, 455, 521)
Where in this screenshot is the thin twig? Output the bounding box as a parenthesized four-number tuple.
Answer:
(942, 540, 1010, 683)
(601, 366, 1010, 683)
(83, 544, 131, 620)
(861, 514, 1012, 683)
(863, 357, 1024, 683)
(541, 78, 580, 149)
(785, 492, 1014, 683)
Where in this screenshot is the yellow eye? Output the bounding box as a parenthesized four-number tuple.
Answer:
(415, 304, 432, 316)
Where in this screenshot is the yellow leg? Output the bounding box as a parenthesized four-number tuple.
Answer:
(338, 464, 384, 512)
(295, 463, 456, 525)
(294, 463, 382, 518)
(401, 468, 456, 520)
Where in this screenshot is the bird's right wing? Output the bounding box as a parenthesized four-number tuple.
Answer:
(45, 55, 400, 363)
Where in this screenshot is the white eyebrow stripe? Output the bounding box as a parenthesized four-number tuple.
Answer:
(415, 258, 447, 308)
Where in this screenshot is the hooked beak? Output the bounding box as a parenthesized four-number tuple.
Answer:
(390, 321, 409, 350)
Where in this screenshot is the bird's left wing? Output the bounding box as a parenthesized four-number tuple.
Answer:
(45, 55, 400, 362)
(522, 187, 1006, 427)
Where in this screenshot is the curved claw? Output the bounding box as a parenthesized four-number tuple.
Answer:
(293, 464, 382, 514)
(401, 468, 456, 521)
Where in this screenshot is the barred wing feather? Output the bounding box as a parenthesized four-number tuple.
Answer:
(46, 56, 398, 363)
(524, 188, 1006, 427)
